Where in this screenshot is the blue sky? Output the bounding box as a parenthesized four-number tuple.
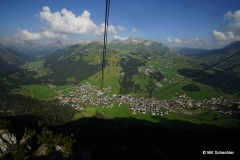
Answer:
(0, 0, 240, 49)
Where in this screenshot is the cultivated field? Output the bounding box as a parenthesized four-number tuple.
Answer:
(21, 60, 51, 78)
(72, 103, 239, 129)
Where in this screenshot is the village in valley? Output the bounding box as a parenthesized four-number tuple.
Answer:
(49, 82, 239, 117)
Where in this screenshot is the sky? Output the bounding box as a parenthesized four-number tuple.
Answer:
(0, 0, 240, 49)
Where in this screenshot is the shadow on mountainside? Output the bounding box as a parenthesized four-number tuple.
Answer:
(3, 115, 240, 159)
(51, 116, 240, 159)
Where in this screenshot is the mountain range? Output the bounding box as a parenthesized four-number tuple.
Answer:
(1, 37, 240, 98)
(4, 37, 165, 56)
(171, 47, 207, 54)
(196, 41, 240, 58)
(1, 37, 240, 159)
(5, 40, 71, 56)
(0, 44, 34, 65)
(5, 39, 91, 56)
(0, 44, 19, 65)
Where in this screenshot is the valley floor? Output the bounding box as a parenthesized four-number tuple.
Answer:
(10, 81, 240, 130)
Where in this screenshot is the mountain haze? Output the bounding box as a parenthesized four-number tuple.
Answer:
(171, 47, 207, 54)
(0, 44, 34, 65)
(0, 44, 19, 65)
(194, 41, 240, 74)
(196, 41, 240, 58)
(6, 40, 72, 56)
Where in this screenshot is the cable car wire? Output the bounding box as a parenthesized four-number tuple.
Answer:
(155, 63, 240, 99)
(150, 51, 240, 98)
(101, 0, 110, 90)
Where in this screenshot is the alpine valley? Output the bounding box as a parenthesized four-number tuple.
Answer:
(1, 37, 240, 159)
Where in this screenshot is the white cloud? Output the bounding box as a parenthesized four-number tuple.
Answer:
(167, 37, 182, 44)
(209, 10, 240, 46)
(207, 22, 213, 26)
(167, 37, 211, 47)
(191, 37, 201, 43)
(93, 23, 116, 36)
(14, 28, 42, 40)
(173, 38, 181, 44)
(3, 37, 10, 41)
(41, 28, 66, 38)
(213, 30, 240, 44)
(13, 27, 67, 41)
(113, 35, 128, 40)
(166, 37, 172, 43)
(191, 38, 203, 45)
(224, 10, 240, 21)
(38, 6, 116, 36)
(9, 6, 126, 42)
(223, 10, 240, 35)
(192, 38, 211, 46)
(117, 25, 127, 31)
(131, 27, 138, 32)
(227, 21, 240, 34)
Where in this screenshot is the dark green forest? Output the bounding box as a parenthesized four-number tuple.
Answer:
(178, 68, 240, 95)
(182, 84, 200, 92)
(150, 71, 164, 81)
(118, 56, 164, 96)
(0, 65, 42, 92)
(44, 58, 101, 85)
(0, 93, 76, 126)
(119, 57, 145, 94)
(43, 49, 102, 86)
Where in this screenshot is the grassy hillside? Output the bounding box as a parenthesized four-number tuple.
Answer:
(72, 103, 240, 129)
(17, 39, 240, 100)
(2, 40, 240, 160)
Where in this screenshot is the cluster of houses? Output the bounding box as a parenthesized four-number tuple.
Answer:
(55, 83, 114, 110)
(162, 78, 178, 84)
(155, 82, 162, 87)
(169, 94, 238, 115)
(136, 63, 177, 85)
(128, 97, 171, 115)
(138, 66, 163, 75)
(162, 61, 175, 68)
(53, 82, 173, 116)
(147, 55, 155, 60)
(51, 82, 239, 116)
(48, 84, 56, 89)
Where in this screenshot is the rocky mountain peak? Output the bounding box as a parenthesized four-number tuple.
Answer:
(0, 44, 8, 52)
(55, 40, 62, 45)
(223, 41, 240, 49)
(127, 36, 144, 43)
(75, 39, 91, 44)
(111, 36, 145, 44)
(0, 44, 19, 64)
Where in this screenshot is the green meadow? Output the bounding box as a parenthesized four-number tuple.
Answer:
(54, 85, 73, 95)
(14, 50, 239, 129)
(21, 60, 51, 77)
(72, 103, 239, 129)
(10, 87, 32, 97)
(86, 54, 121, 94)
(22, 84, 57, 100)
(11, 84, 73, 100)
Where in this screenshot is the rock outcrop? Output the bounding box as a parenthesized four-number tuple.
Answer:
(2, 133, 17, 145)
(0, 131, 19, 156)
(0, 137, 9, 153)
